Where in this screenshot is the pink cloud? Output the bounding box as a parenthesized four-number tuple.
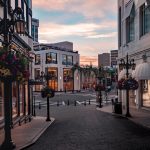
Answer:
(32, 0, 117, 19)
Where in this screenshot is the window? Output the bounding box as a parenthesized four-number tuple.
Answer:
(119, 7, 122, 47)
(126, 16, 135, 43)
(35, 54, 41, 65)
(46, 52, 57, 64)
(62, 54, 67, 65)
(67, 55, 73, 65)
(140, 4, 150, 36)
(62, 55, 73, 66)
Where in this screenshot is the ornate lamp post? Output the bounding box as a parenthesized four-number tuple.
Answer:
(41, 68, 53, 121)
(97, 67, 105, 108)
(0, 1, 25, 149)
(119, 53, 135, 117)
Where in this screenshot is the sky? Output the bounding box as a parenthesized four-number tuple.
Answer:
(32, 0, 118, 66)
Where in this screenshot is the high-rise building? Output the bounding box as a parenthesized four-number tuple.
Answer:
(110, 50, 118, 67)
(98, 53, 110, 67)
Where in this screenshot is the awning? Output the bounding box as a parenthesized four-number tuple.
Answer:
(134, 62, 150, 80)
(122, 1, 134, 20)
(29, 79, 44, 85)
(118, 69, 126, 80)
(118, 69, 133, 80)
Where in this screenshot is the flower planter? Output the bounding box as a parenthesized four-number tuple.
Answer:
(41, 87, 55, 98)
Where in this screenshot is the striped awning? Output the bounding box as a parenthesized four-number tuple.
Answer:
(134, 62, 150, 80)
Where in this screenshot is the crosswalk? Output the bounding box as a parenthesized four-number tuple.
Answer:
(34, 99, 112, 108)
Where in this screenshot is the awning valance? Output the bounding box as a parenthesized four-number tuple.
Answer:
(134, 62, 150, 80)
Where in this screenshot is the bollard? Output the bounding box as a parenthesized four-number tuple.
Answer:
(84, 100, 86, 106)
(67, 100, 69, 106)
(19, 120, 21, 126)
(39, 102, 41, 109)
(57, 101, 59, 106)
(24, 117, 27, 123)
(89, 99, 90, 105)
(74, 100, 76, 106)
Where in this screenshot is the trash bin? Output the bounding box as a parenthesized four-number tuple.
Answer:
(114, 102, 122, 114)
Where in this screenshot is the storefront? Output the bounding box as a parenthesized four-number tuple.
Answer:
(63, 68, 73, 91)
(134, 57, 150, 109)
(141, 80, 150, 107)
(47, 67, 58, 91)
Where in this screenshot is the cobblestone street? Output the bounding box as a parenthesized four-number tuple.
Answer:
(25, 91, 150, 150)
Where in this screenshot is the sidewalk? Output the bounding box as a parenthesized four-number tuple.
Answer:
(97, 104, 150, 129)
(0, 116, 55, 150)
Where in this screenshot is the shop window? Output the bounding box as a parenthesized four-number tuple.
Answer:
(12, 82, 18, 117)
(47, 67, 58, 91)
(0, 82, 4, 120)
(142, 80, 150, 107)
(63, 69, 73, 91)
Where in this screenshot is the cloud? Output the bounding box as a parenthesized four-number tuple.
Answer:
(32, 0, 117, 19)
(86, 32, 117, 39)
(80, 56, 97, 66)
(39, 21, 117, 39)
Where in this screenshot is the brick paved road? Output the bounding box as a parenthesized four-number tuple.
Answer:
(25, 102, 150, 150)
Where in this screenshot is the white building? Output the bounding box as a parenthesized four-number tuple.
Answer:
(118, 0, 150, 112)
(33, 41, 80, 92)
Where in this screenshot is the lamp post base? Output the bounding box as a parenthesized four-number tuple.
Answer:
(46, 118, 51, 121)
(125, 112, 131, 117)
(0, 140, 16, 150)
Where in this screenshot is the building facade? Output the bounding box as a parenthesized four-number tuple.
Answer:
(32, 18, 39, 45)
(33, 41, 80, 92)
(118, 0, 150, 112)
(0, 0, 33, 127)
(110, 50, 118, 67)
(98, 53, 110, 67)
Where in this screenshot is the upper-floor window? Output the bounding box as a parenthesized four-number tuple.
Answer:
(126, 5, 135, 43)
(62, 55, 73, 66)
(46, 52, 57, 64)
(67, 55, 73, 65)
(35, 54, 41, 65)
(140, 4, 150, 36)
(119, 7, 122, 47)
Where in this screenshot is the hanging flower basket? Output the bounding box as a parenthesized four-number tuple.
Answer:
(41, 87, 55, 98)
(0, 48, 30, 82)
(95, 84, 105, 91)
(117, 78, 125, 90)
(123, 78, 139, 90)
(117, 78, 139, 90)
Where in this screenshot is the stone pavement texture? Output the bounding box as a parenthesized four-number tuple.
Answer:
(0, 117, 55, 150)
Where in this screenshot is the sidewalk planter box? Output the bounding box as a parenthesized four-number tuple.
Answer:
(114, 102, 122, 114)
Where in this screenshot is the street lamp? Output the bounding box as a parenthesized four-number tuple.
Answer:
(41, 68, 53, 121)
(119, 53, 135, 117)
(0, 1, 25, 150)
(97, 67, 105, 108)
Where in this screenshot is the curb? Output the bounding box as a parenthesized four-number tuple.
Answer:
(17, 118, 55, 150)
(97, 107, 150, 130)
